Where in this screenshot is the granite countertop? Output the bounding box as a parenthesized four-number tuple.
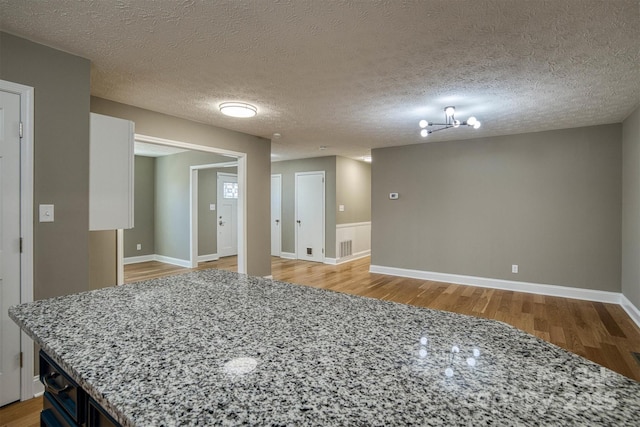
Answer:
(9, 269, 640, 426)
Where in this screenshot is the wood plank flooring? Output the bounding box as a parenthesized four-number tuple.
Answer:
(0, 396, 41, 427)
(3, 255, 639, 421)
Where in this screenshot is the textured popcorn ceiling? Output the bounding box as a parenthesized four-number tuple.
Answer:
(1, 0, 638, 160)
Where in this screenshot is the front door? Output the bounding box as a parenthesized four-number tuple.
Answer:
(295, 172, 324, 263)
(216, 173, 238, 258)
(0, 89, 22, 406)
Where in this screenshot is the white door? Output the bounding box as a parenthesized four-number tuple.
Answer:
(295, 172, 324, 263)
(271, 174, 282, 256)
(217, 173, 238, 257)
(0, 90, 22, 406)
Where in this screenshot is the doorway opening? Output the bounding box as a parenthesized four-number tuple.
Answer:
(120, 134, 247, 277)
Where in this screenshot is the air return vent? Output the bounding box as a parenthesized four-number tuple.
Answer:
(339, 240, 353, 258)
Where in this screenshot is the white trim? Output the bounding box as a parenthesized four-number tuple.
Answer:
(33, 376, 44, 398)
(324, 258, 337, 265)
(369, 265, 622, 304)
(263, 275, 273, 279)
(190, 168, 198, 268)
(620, 294, 640, 329)
(123, 255, 156, 265)
(191, 161, 237, 170)
(281, 252, 296, 260)
(336, 221, 371, 229)
(155, 255, 192, 268)
(116, 229, 124, 285)
(331, 250, 371, 265)
(270, 174, 282, 257)
(1, 79, 35, 402)
(198, 253, 219, 262)
(135, 133, 247, 275)
(217, 172, 239, 258)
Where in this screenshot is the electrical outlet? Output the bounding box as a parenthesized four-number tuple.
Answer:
(339, 204, 345, 212)
(512, 264, 518, 274)
(136, 244, 142, 251)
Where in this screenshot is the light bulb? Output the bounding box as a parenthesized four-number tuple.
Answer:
(466, 116, 477, 126)
(420, 129, 429, 138)
(453, 120, 460, 128)
(473, 121, 481, 129)
(444, 106, 455, 117)
(419, 120, 428, 128)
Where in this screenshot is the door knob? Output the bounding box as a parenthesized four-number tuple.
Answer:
(219, 221, 224, 226)
(275, 219, 280, 225)
(297, 220, 301, 225)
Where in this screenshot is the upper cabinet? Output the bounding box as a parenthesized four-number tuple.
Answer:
(89, 113, 134, 231)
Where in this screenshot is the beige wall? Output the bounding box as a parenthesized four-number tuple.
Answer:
(336, 157, 371, 224)
(124, 156, 155, 258)
(91, 97, 272, 276)
(372, 124, 622, 292)
(271, 157, 337, 258)
(1, 32, 91, 300)
(89, 231, 116, 290)
(622, 105, 640, 310)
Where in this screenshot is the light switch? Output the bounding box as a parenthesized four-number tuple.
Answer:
(39, 204, 54, 222)
(389, 193, 399, 200)
(339, 204, 345, 212)
(210, 204, 216, 211)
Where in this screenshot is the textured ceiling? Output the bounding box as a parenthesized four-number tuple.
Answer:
(1, 0, 638, 161)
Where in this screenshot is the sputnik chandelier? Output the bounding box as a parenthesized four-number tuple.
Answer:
(419, 106, 481, 137)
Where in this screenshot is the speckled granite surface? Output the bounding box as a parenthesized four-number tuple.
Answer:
(9, 269, 640, 426)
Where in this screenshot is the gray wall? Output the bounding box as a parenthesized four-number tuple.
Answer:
(155, 151, 233, 261)
(622, 105, 640, 310)
(198, 167, 238, 256)
(336, 157, 371, 225)
(271, 157, 337, 258)
(89, 231, 116, 290)
(0, 32, 91, 300)
(372, 124, 622, 292)
(91, 97, 272, 276)
(124, 156, 156, 258)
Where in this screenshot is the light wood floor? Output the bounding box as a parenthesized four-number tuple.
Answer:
(3, 256, 639, 423)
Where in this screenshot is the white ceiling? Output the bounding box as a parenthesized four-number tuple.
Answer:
(1, 0, 638, 161)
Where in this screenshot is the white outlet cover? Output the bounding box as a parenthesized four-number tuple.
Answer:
(339, 204, 345, 212)
(39, 204, 54, 222)
(210, 204, 216, 211)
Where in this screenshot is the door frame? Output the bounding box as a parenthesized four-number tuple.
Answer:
(294, 171, 325, 262)
(0, 79, 35, 401)
(190, 162, 237, 264)
(134, 134, 248, 274)
(271, 174, 282, 257)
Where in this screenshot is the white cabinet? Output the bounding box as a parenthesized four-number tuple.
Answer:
(89, 113, 134, 231)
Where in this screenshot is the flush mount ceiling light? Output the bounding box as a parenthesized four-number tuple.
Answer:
(419, 106, 481, 137)
(219, 102, 257, 118)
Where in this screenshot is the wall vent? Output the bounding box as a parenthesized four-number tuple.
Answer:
(339, 240, 353, 258)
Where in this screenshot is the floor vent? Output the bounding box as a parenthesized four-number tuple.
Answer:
(632, 352, 640, 366)
(339, 240, 353, 258)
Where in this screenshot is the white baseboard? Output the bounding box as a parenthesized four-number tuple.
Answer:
(33, 375, 44, 397)
(198, 253, 219, 262)
(263, 275, 273, 279)
(620, 294, 640, 329)
(123, 254, 156, 265)
(155, 255, 192, 268)
(324, 258, 337, 265)
(333, 250, 371, 265)
(369, 264, 622, 305)
(281, 252, 296, 260)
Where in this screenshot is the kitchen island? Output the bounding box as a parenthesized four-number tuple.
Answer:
(9, 269, 640, 426)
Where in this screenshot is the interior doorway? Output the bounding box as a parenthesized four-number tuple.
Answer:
(131, 134, 247, 274)
(271, 174, 282, 256)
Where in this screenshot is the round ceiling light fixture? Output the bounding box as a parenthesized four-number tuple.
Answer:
(219, 102, 257, 118)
